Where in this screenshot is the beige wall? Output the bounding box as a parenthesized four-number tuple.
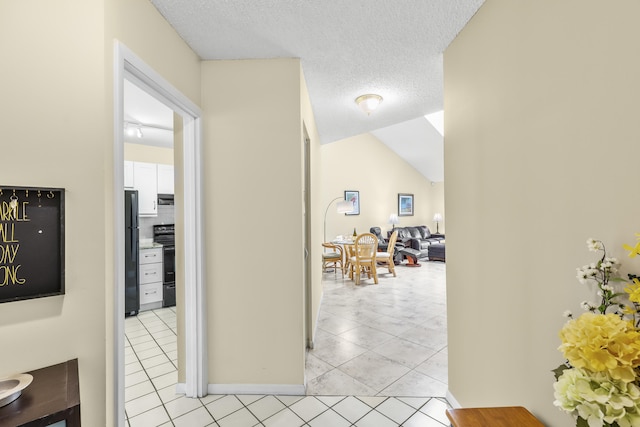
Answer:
(321, 133, 443, 241)
(105, 0, 202, 105)
(124, 143, 174, 165)
(0, 0, 200, 425)
(201, 59, 306, 387)
(0, 1, 107, 425)
(444, 1, 640, 425)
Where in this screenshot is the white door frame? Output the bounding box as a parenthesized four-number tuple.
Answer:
(113, 41, 207, 426)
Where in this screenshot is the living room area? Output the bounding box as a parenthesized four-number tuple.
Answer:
(320, 132, 445, 249)
(314, 127, 447, 392)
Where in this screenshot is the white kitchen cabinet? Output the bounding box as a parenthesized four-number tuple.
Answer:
(133, 162, 158, 216)
(139, 247, 163, 310)
(157, 164, 175, 194)
(124, 161, 134, 189)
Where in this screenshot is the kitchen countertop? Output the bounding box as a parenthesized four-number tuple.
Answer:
(140, 241, 163, 250)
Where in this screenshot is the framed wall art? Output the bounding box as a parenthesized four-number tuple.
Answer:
(0, 186, 65, 303)
(398, 193, 414, 216)
(344, 190, 360, 215)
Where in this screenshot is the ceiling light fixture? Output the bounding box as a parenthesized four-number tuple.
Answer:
(355, 94, 383, 115)
(123, 121, 173, 140)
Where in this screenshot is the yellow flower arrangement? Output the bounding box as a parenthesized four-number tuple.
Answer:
(625, 279, 640, 305)
(553, 237, 640, 427)
(559, 313, 640, 382)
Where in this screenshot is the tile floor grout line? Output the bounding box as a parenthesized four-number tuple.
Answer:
(125, 263, 450, 426)
(125, 310, 178, 426)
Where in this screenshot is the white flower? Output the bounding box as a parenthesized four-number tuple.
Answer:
(563, 310, 573, 318)
(554, 368, 640, 427)
(600, 258, 619, 274)
(579, 301, 597, 312)
(602, 285, 614, 292)
(577, 266, 599, 284)
(587, 238, 604, 252)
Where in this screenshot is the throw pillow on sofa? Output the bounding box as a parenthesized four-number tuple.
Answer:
(417, 225, 431, 239)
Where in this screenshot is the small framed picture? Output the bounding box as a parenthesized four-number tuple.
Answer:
(398, 193, 414, 216)
(344, 190, 360, 215)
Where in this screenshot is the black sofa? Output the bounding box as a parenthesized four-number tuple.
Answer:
(370, 227, 406, 264)
(390, 226, 444, 258)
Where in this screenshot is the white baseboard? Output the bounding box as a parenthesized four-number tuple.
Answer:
(446, 389, 461, 408)
(208, 383, 306, 396)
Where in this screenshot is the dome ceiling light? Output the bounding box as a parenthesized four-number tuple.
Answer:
(355, 94, 383, 115)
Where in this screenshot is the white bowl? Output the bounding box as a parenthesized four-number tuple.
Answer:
(0, 373, 33, 408)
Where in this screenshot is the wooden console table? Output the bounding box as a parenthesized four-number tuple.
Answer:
(0, 359, 80, 426)
(446, 406, 544, 427)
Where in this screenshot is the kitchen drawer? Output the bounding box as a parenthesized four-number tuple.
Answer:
(139, 262, 162, 285)
(139, 282, 163, 305)
(140, 247, 162, 264)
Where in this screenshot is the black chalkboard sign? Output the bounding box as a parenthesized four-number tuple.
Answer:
(0, 186, 65, 303)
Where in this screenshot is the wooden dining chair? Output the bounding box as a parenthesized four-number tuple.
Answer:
(375, 230, 398, 277)
(322, 243, 344, 276)
(350, 233, 378, 285)
(344, 243, 355, 280)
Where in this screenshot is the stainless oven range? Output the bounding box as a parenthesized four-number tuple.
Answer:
(153, 224, 175, 307)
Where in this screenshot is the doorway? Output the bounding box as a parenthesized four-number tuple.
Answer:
(114, 42, 206, 426)
(303, 129, 312, 349)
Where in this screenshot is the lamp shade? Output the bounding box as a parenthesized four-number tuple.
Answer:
(388, 213, 399, 226)
(324, 196, 354, 242)
(433, 213, 443, 222)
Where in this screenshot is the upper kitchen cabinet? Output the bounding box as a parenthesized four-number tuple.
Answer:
(124, 161, 135, 189)
(124, 161, 174, 216)
(133, 162, 158, 216)
(157, 164, 174, 195)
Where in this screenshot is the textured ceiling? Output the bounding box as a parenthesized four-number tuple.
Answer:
(133, 0, 484, 181)
(150, 0, 483, 143)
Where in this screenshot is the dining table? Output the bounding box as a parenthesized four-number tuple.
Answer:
(330, 237, 355, 277)
(331, 236, 379, 283)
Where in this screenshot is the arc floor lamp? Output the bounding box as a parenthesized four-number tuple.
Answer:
(323, 197, 354, 242)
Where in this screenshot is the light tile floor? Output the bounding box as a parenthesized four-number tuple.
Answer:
(124, 261, 448, 426)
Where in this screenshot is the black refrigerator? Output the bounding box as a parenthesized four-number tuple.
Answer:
(124, 190, 139, 317)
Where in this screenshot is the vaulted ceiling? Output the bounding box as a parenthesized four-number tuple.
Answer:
(126, 1, 485, 182)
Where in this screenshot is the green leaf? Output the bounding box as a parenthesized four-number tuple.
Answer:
(552, 364, 570, 381)
(576, 416, 589, 427)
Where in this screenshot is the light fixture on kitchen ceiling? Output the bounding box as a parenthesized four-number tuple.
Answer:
(355, 94, 383, 115)
(124, 121, 172, 139)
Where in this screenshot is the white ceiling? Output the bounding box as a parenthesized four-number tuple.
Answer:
(126, 1, 485, 181)
(372, 116, 444, 183)
(124, 80, 174, 148)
